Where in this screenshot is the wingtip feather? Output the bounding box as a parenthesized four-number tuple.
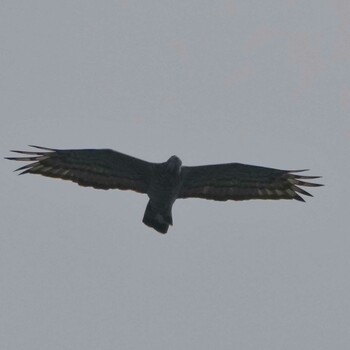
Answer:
(28, 145, 56, 151)
(294, 193, 306, 202)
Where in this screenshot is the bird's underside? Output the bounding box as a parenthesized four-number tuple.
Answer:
(6, 145, 323, 234)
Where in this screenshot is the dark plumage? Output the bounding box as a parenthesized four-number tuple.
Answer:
(6, 146, 323, 234)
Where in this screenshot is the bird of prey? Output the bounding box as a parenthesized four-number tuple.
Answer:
(6, 146, 323, 234)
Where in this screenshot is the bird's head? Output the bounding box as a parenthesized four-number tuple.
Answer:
(165, 155, 182, 175)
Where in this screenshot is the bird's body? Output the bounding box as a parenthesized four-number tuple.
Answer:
(143, 156, 183, 233)
(6, 146, 323, 234)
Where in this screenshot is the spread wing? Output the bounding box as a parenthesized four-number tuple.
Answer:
(179, 163, 322, 202)
(6, 145, 152, 193)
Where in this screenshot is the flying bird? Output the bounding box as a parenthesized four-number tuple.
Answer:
(6, 146, 323, 234)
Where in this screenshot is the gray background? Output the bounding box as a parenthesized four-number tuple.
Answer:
(1, 1, 349, 349)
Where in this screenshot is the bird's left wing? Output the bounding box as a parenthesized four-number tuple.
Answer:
(179, 163, 322, 202)
(6, 146, 152, 193)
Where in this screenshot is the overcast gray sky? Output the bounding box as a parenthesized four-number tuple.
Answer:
(1, 1, 349, 349)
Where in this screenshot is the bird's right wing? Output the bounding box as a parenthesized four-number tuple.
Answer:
(6, 146, 152, 193)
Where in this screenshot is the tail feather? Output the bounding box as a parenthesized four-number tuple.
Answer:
(142, 201, 172, 234)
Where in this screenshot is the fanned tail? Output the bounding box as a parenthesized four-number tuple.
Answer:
(142, 201, 172, 234)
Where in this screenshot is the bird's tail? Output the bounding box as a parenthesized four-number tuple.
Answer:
(142, 201, 173, 234)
